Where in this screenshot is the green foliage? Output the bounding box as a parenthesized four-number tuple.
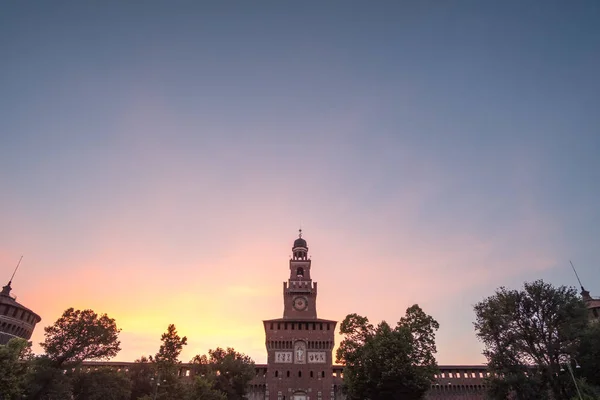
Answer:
(398, 304, 439, 373)
(155, 324, 187, 375)
(578, 322, 600, 388)
(474, 280, 590, 400)
(152, 325, 188, 400)
(41, 308, 121, 366)
(0, 338, 31, 399)
(484, 370, 548, 400)
(25, 356, 73, 400)
(184, 376, 227, 400)
(72, 368, 132, 400)
(336, 305, 439, 400)
(28, 308, 121, 400)
(190, 347, 255, 400)
(129, 356, 155, 400)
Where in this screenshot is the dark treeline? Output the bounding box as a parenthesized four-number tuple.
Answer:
(1, 280, 598, 400)
(0, 309, 254, 400)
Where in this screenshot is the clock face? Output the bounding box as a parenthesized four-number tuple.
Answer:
(292, 296, 308, 311)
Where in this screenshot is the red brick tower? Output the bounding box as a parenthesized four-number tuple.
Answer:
(263, 231, 337, 400)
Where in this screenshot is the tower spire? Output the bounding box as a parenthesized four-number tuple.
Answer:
(9, 255, 23, 285)
(570, 260, 591, 300)
(2, 256, 22, 297)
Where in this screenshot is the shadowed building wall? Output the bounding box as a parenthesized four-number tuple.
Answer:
(0, 280, 41, 345)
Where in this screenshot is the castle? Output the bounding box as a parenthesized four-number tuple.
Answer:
(0, 279, 41, 345)
(245, 232, 488, 400)
(3, 233, 599, 399)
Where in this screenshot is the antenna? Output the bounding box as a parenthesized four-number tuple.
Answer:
(9, 255, 23, 284)
(570, 260, 584, 291)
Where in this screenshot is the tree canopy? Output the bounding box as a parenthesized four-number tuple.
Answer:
(151, 324, 188, 400)
(155, 324, 187, 370)
(473, 280, 592, 399)
(129, 355, 156, 400)
(41, 308, 121, 366)
(184, 376, 227, 400)
(190, 347, 255, 400)
(0, 338, 32, 399)
(336, 304, 439, 400)
(25, 307, 122, 400)
(72, 368, 132, 400)
(578, 321, 600, 389)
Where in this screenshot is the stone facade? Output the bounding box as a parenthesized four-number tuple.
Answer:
(260, 232, 338, 400)
(246, 233, 490, 400)
(77, 361, 489, 400)
(0, 281, 41, 345)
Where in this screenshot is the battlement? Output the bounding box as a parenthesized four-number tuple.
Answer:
(76, 361, 489, 399)
(284, 281, 316, 295)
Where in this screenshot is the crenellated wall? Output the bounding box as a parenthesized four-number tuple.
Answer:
(0, 282, 42, 345)
(77, 361, 488, 400)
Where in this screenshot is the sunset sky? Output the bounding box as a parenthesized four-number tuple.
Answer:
(1, 1, 599, 365)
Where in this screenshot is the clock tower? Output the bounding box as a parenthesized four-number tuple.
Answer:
(284, 230, 317, 320)
(263, 231, 337, 400)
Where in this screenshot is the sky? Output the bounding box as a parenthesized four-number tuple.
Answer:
(1, 1, 599, 366)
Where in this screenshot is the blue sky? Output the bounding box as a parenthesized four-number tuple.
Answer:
(1, 1, 599, 364)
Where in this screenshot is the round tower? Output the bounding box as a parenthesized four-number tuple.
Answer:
(0, 281, 41, 345)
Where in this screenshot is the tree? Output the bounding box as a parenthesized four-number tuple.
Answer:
(0, 338, 31, 399)
(578, 322, 600, 389)
(25, 355, 74, 400)
(41, 308, 121, 366)
(336, 305, 439, 400)
(153, 324, 188, 400)
(184, 376, 227, 400)
(473, 280, 589, 400)
(30, 307, 121, 400)
(190, 347, 255, 400)
(571, 378, 600, 400)
(72, 368, 132, 400)
(155, 324, 187, 375)
(129, 356, 156, 400)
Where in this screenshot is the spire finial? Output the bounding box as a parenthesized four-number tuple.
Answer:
(298, 228, 302, 238)
(570, 260, 591, 300)
(8, 255, 23, 286)
(570, 260, 585, 291)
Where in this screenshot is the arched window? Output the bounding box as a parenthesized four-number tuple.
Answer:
(296, 267, 304, 277)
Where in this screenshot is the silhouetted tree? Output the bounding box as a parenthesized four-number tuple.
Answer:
(336, 305, 439, 400)
(30, 307, 121, 400)
(25, 356, 73, 400)
(473, 280, 589, 400)
(42, 308, 121, 365)
(72, 368, 132, 400)
(153, 324, 187, 400)
(578, 321, 600, 389)
(155, 324, 187, 376)
(129, 355, 156, 400)
(190, 347, 255, 400)
(184, 376, 226, 400)
(0, 338, 31, 399)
